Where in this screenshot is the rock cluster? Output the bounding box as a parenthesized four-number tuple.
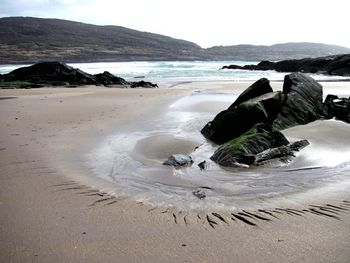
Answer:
(0, 62, 158, 88)
(222, 54, 350, 76)
(202, 73, 350, 167)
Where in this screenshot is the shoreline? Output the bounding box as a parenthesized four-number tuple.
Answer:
(1, 82, 350, 262)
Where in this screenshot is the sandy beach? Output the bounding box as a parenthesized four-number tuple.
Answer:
(1, 82, 350, 263)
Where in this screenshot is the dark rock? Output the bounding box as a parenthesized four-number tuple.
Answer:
(333, 97, 350, 123)
(163, 154, 193, 168)
(323, 94, 339, 118)
(3, 61, 97, 84)
(289, 139, 310, 151)
(130, 80, 158, 88)
(256, 60, 275, 70)
(230, 78, 273, 107)
(94, 71, 129, 86)
(201, 73, 326, 146)
(201, 99, 269, 145)
(254, 139, 309, 165)
(201, 78, 285, 145)
(272, 73, 325, 130)
(198, 160, 208, 170)
(210, 124, 290, 167)
(222, 65, 243, 70)
(192, 189, 206, 199)
(222, 54, 350, 76)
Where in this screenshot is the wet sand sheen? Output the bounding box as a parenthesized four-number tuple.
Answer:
(87, 84, 350, 210)
(1, 83, 350, 263)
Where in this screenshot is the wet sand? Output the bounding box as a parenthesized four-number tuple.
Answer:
(1, 83, 350, 262)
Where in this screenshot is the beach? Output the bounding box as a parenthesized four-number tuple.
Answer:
(1, 82, 350, 262)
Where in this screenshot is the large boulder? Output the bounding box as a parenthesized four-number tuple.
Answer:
(3, 61, 97, 84)
(201, 78, 285, 145)
(272, 73, 325, 130)
(230, 78, 273, 107)
(324, 95, 350, 123)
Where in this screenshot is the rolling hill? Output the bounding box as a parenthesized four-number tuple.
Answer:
(0, 17, 349, 64)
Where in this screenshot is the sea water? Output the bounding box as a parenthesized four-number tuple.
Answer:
(1, 61, 348, 87)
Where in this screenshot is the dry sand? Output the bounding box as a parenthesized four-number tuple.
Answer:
(1, 82, 350, 263)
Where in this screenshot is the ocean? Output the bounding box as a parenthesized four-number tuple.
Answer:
(0, 61, 348, 87)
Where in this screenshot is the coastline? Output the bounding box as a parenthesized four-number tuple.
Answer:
(1, 82, 350, 262)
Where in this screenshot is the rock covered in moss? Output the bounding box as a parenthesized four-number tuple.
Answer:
(210, 124, 290, 167)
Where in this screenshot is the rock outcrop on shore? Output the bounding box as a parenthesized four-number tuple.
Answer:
(202, 73, 350, 167)
(0, 62, 158, 88)
(222, 54, 350, 76)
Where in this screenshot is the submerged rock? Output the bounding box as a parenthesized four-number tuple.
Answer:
(163, 154, 193, 168)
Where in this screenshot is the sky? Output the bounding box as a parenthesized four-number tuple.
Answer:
(1, 0, 350, 48)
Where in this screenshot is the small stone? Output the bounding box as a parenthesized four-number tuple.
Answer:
(163, 154, 193, 168)
(198, 160, 208, 170)
(192, 189, 206, 200)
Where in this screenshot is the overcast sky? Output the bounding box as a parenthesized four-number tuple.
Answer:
(1, 0, 349, 48)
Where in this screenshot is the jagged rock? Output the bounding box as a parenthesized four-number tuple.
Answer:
(272, 73, 326, 130)
(163, 154, 193, 168)
(3, 61, 97, 84)
(230, 78, 273, 107)
(201, 80, 285, 145)
(131, 80, 158, 88)
(210, 124, 290, 167)
(94, 71, 129, 86)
